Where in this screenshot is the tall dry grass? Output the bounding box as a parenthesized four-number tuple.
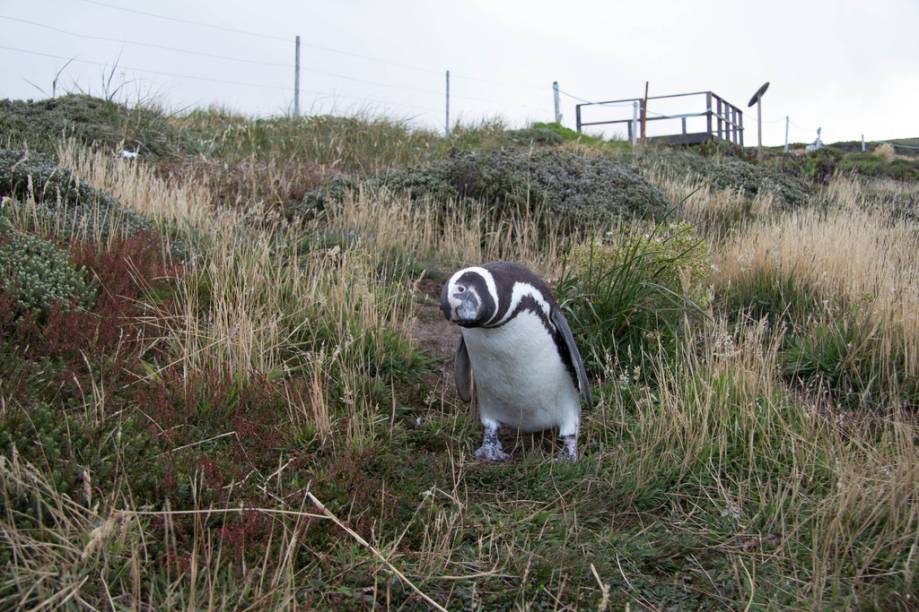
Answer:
(613, 318, 919, 607)
(0, 443, 319, 609)
(57, 141, 421, 448)
(715, 177, 919, 398)
(170, 108, 440, 174)
(643, 163, 780, 242)
(325, 186, 569, 279)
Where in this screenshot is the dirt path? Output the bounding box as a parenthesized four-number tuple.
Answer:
(408, 279, 462, 398)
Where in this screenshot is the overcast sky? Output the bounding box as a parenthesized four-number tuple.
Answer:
(1, 0, 917, 145)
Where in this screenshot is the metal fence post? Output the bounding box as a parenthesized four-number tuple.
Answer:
(553, 81, 561, 124)
(785, 116, 790, 153)
(293, 35, 300, 118)
(632, 100, 639, 145)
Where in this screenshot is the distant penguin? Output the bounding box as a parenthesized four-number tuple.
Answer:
(440, 262, 592, 462)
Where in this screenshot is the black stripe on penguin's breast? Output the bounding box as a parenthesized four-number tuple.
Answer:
(483, 261, 555, 323)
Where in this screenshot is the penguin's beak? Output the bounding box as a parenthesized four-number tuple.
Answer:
(439, 283, 454, 320)
(454, 292, 479, 322)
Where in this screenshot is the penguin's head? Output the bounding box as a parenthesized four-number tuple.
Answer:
(441, 267, 497, 327)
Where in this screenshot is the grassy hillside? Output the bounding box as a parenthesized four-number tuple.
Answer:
(1, 96, 918, 609)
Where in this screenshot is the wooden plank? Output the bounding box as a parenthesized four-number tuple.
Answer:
(641, 81, 649, 143)
(739, 109, 744, 147)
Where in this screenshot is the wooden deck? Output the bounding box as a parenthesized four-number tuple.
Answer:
(575, 90, 744, 147)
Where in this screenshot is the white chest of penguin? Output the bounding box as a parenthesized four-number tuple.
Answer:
(461, 310, 580, 434)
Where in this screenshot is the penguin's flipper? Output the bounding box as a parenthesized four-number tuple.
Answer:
(454, 336, 473, 403)
(550, 307, 593, 409)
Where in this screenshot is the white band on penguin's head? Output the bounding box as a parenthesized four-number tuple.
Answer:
(449, 266, 500, 324)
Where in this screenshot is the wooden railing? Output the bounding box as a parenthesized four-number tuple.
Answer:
(575, 91, 744, 146)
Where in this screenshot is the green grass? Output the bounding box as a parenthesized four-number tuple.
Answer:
(532, 121, 630, 152)
(556, 222, 710, 376)
(837, 152, 919, 181)
(175, 108, 442, 173)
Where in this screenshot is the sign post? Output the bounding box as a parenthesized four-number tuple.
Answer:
(747, 82, 770, 160)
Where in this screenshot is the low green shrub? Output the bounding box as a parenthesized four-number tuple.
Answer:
(0, 94, 186, 158)
(296, 148, 671, 229)
(0, 148, 153, 240)
(763, 148, 841, 184)
(556, 222, 711, 375)
(0, 221, 95, 314)
(837, 152, 919, 181)
(648, 150, 813, 208)
(0, 403, 159, 507)
(506, 126, 564, 146)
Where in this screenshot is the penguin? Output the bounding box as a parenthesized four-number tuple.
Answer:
(440, 262, 592, 462)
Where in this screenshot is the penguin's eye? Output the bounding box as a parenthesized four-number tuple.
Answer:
(456, 286, 465, 293)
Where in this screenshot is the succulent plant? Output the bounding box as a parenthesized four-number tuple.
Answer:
(0, 219, 96, 314)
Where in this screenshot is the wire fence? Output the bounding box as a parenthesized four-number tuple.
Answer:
(0, 4, 890, 145)
(0, 6, 555, 123)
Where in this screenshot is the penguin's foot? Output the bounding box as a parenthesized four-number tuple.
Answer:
(554, 435, 578, 462)
(474, 444, 512, 462)
(475, 421, 511, 462)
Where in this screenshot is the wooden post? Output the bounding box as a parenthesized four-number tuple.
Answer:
(575, 104, 582, 133)
(293, 35, 301, 118)
(739, 110, 744, 147)
(726, 106, 732, 143)
(729, 104, 734, 142)
(732, 108, 739, 144)
(681, 117, 687, 136)
(861, 133, 866, 152)
(736, 108, 741, 144)
(706, 92, 712, 140)
(716, 97, 723, 140)
(640, 81, 649, 144)
(552, 81, 561, 124)
(445, 69, 450, 137)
